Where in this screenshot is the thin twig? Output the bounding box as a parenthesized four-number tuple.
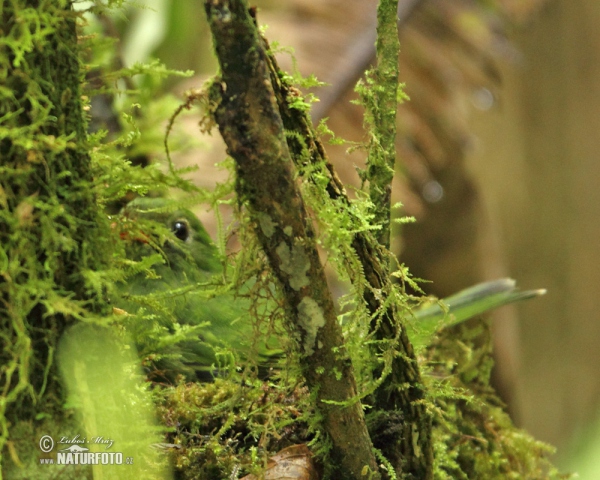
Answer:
(311, 0, 424, 123)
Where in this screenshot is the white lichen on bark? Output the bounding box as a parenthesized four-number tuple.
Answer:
(297, 297, 326, 355)
(257, 212, 276, 238)
(275, 240, 310, 290)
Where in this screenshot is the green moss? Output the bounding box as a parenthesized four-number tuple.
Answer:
(0, 3, 113, 470)
(425, 325, 569, 479)
(154, 379, 314, 479)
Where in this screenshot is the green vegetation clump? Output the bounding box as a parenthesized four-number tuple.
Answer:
(425, 327, 565, 479)
(154, 379, 313, 479)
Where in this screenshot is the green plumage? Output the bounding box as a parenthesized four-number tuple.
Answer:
(117, 197, 278, 381)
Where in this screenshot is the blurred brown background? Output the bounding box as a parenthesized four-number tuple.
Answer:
(102, 0, 600, 472)
(467, 0, 600, 459)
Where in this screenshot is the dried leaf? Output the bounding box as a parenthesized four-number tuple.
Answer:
(241, 444, 319, 480)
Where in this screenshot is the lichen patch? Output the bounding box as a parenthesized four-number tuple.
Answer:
(276, 240, 310, 290)
(257, 212, 276, 238)
(297, 297, 325, 356)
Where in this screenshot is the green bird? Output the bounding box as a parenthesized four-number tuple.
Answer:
(118, 197, 544, 380)
(117, 197, 279, 381)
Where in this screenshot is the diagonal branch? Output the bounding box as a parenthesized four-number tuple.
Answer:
(203, 1, 380, 478)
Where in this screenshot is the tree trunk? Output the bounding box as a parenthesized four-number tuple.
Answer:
(1, 0, 111, 472)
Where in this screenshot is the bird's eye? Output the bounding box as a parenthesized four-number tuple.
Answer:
(172, 220, 190, 241)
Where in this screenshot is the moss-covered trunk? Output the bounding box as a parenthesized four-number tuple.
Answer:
(0, 0, 111, 472)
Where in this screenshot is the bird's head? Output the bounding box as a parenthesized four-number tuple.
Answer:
(120, 197, 222, 278)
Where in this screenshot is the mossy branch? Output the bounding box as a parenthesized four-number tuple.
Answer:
(0, 0, 113, 471)
(361, 0, 401, 250)
(203, 1, 379, 478)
